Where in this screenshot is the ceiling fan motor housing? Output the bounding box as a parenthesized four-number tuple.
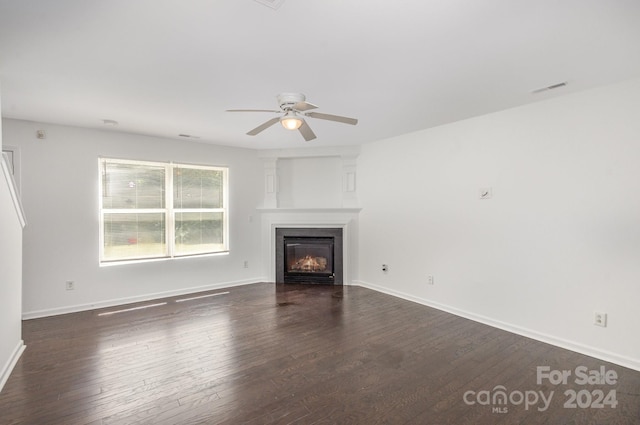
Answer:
(277, 93, 306, 110)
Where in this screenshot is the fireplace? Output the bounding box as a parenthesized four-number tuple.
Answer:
(285, 236, 334, 283)
(276, 228, 343, 284)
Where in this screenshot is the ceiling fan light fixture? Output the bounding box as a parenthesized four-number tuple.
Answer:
(228, 93, 357, 141)
(280, 113, 303, 130)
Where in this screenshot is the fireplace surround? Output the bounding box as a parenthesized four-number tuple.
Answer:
(275, 227, 343, 284)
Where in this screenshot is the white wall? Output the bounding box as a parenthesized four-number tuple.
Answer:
(2, 119, 264, 318)
(0, 87, 25, 391)
(277, 156, 342, 208)
(357, 77, 640, 370)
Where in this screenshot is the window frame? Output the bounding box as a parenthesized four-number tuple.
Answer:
(98, 157, 229, 265)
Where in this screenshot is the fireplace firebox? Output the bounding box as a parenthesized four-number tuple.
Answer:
(276, 228, 343, 284)
(284, 236, 334, 283)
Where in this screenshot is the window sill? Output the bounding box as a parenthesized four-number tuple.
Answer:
(99, 251, 230, 267)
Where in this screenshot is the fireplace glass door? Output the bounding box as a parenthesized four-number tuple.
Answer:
(284, 237, 334, 283)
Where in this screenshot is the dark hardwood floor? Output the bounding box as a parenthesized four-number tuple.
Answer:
(1, 283, 639, 424)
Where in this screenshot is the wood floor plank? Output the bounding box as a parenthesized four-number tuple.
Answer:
(1, 282, 638, 424)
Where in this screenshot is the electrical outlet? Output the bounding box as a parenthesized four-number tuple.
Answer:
(243, 260, 249, 268)
(65, 281, 75, 291)
(428, 275, 434, 285)
(382, 264, 388, 273)
(594, 312, 607, 327)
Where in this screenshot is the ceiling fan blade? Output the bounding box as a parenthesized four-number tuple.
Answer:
(247, 117, 280, 136)
(227, 109, 281, 113)
(293, 101, 318, 112)
(305, 112, 358, 125)
(298, 120, 317, 141)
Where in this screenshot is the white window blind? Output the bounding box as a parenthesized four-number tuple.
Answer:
(99, 158, 228, 264)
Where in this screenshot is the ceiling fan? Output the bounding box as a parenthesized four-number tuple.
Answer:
(227, 93, 358, 141)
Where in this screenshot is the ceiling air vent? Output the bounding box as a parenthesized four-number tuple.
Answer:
(531, 81, 568, 94)
(254, 0, 285, 10)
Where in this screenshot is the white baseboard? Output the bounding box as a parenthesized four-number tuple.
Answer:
(22, 278, 267, 320)
(0, 340, 25, 393)
(352, 280, 640, 372)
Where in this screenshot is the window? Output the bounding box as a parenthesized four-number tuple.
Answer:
(99, 158, 228, 264)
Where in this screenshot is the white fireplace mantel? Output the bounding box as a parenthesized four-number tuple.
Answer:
(259, 146, 361, 210)
(257, 147, 361, 284)
(258, 208, 360, 285)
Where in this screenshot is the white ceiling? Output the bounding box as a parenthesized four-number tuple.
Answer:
(1, 0, 640, 150)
